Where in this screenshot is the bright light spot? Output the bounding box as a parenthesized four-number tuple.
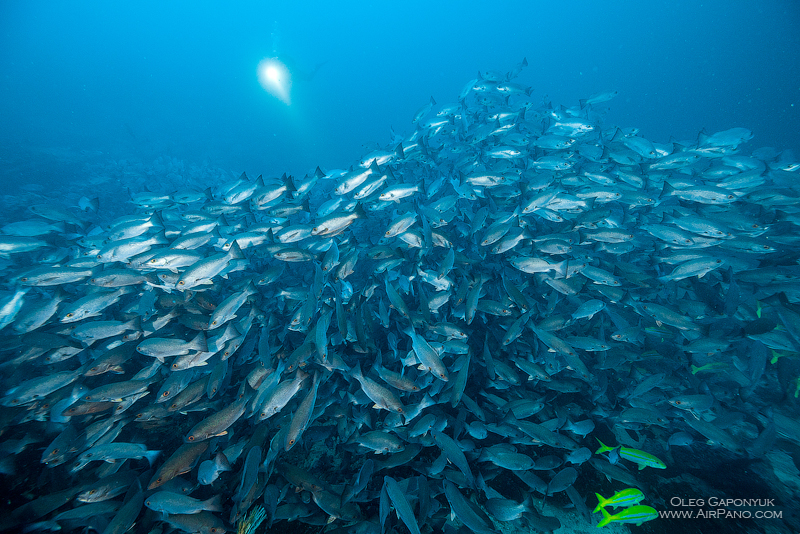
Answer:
(258, 58, 291, 105)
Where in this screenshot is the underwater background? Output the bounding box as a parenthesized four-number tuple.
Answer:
(1, 1, 798, 178)
(1, 2, 800, 534)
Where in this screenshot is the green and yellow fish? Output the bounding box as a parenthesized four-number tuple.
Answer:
(690, 362, 729, 375)
(598, 504, 658, 528)
(594, 488, 645, 513)
(595, 439, 666, 470)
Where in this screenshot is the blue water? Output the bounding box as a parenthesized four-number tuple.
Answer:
(1, 1, 797, 179)
(1, 3, 800, 533)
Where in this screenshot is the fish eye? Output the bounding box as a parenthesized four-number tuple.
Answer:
(187, 436, 194, 441)
(66, 313, 73, 318)
(162, 391, 169, 397)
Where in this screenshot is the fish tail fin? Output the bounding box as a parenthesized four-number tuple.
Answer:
(152, 230, 169, 245)
(244, 280, 258, 295)
(283, 173, 297, 193)
(151, 210, 165, 229)
(597, 507, 613, 527)
(228, 241, 245, 260)
(553, 260, 568, 278)
(593, 492, 606, 513)
(354, 203, 368, 220)
(522, 492, 534, 512)
(123, 316, 142, 332)
(217, 451, 233, 471)
(595, 437, 612, 454)
(144, 450, 161, 467)
(351, 364, 363, 380)
(189, 331, 208, 352)
(203, 493, 223, 512)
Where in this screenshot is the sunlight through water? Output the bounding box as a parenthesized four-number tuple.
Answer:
(257, 57, 291, 105)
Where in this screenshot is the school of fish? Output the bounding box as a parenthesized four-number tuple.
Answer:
(1, 57, 800, 533)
